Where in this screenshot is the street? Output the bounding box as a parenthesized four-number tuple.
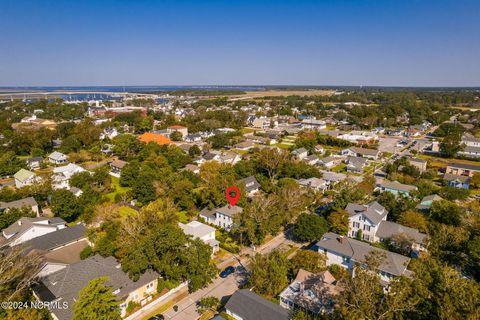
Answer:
(139, 230, 297, 320)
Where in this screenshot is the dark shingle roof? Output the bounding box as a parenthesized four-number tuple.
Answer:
(345, 201, 387, 225)
(316, 232, 410, 276)
(239, 176, 261, 192)
(0, 197, 38, 211)
(35, 255, 159, 320)
(216, 205, 243, 218)
(376, 221, 427, 245)
(24, 224, 86, 251)
(2, 217, 65, 239)
(225, 289, 290, 320)
(443, 173, 470, 183)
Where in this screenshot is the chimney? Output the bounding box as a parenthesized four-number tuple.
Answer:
(363, 205, 368, 211)
(338, 236, 345, 244)
(18, 220, 22, 226)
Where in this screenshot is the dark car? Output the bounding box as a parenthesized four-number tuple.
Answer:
(220, 266, 235, 278)
(148, 314, 164, 320)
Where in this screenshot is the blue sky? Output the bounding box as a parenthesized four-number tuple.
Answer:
(1, 0, 479, 86)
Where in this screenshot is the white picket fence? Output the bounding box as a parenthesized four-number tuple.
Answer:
(124, 281, 189, 320)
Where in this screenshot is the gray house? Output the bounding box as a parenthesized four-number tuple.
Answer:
(316, 232, 412, 284)
(225, 289, 290, 320)
(32, 255, 159, 319)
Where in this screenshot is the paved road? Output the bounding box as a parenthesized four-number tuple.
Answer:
(155, 231, 296, 320)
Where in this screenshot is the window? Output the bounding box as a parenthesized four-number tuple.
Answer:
(363, 234, 370, 241)
(342, 256, 351, 264)
(363, 225, 371, 232)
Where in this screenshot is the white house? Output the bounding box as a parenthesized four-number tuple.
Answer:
(100, 127, 119, 140)
(346, 202, 427, 255)
(199, 205, 243, 231)
(301, 118, 327, 130)
(52, 163, 87, 190)
(345, 201, 388, 242)
(48, 151, 68, 165)
(314, 145, 325, 154)
(14, 169, 38, 188)
(319, 157, 340, 169)
(292, 148, 308, 160)
(340, 147, 380, 160)
(338, 131, 378, 145)
(239, 176, 261, 196)
(298, 177, 328, 192)
(179, 221, 219, 253)
(1, 217, 66, 247)
(304, 155, 319, 166)
(346, 156, 367, 173)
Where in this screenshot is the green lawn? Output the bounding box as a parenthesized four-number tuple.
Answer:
(240, 128, 257, 134)
(105, 176, 130, 202)
(275, 143, 293, 149)
(118, 206, 138, 217)
(332, 163, 347, 172)
(177, 211, 190, 223)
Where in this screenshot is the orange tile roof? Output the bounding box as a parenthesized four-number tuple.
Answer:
(168, 125, 187, 129)
(138, 132, 172, 145)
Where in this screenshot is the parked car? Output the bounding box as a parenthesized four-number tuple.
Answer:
(148, 315, 164, 320)
(220, 266, 235, 278)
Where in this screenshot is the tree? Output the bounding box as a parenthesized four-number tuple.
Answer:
(112, 134, 144, 159)
(293, 213, 328, 242)
(188, 145, 202, 157)
(170, 131, 183, 141)
(440, 134, 464, 158)
(70, 171, 93, 189)
(398, 210, 428, 233)
(183, 239, 217, 291)
(377, 192, 415, 222)
(337, 252, 418, 320)
(254, 148, 289, 182)
(470, 172, 480, 188)
(327, 210, 349, 235)
(131, 174, 156, 205)
(409, 258, 480, 319)
(72, 277, 121, 320)
(119, 162, 140, 187)
(439, 186, 470, 201)
(248, 250, 289, 297)
(0, 246, 42, 302)
(0, 151, 24, 176)
(51, 189, 82, 222)
(429, 200, 463, 226)
(0, 207, 36, 230)
(234, 194, 278, 245)
(290, 250, 326, 275)
(196, 296, 220, 314)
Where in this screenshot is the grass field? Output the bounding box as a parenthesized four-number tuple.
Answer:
(419, 154, 480, 169)
(118, 206, 138, 217)
(239, 89, 335, 98)
(105, 176, 130, 202)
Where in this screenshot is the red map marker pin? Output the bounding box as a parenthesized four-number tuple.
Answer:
(226, 186, 240, 206)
